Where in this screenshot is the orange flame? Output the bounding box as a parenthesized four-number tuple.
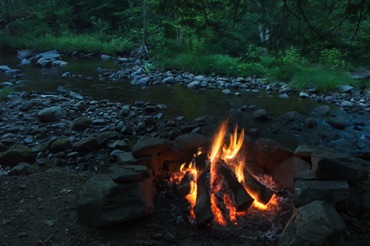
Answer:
(176, 119, 278, 226)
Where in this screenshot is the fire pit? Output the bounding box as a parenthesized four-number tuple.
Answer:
(170, 120, 284, 227)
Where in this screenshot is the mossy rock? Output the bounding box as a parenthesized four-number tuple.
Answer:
(0, 145, 33, 167)
(70, 117, 91, 131)
(50, 138, 72, 153)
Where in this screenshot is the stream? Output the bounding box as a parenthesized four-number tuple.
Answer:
(0, 53, 323, 122)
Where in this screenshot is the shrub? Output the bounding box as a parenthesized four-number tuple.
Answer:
(290, 68, 353, 92)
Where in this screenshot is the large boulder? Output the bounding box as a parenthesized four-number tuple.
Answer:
(77, 168, 155, 227)
(0, 145, 33, 167)
(279, 201, 346, 246)
(254, 138, 293, 171)
(273, 156, 311, 190)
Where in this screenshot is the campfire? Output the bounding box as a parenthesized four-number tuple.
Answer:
(171, 120, 279, 227)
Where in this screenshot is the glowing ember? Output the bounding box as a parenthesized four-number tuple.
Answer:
(174, 119, 278, 226)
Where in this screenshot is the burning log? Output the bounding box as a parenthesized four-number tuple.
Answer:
(215, 161, 254, 212)
(243, 167, 274, 205)
(178, 171, 193, 197)
(193, 153, 213, 226)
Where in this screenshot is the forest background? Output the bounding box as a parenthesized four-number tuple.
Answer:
(0, 0, 369, 91)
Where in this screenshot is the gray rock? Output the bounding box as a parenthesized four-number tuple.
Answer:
(70, 117, 91, 130)
(254, 138, 293, 171)
(339, 100, 353, 107)
(8, 162, 31, 176)
(51, 60, 68, 66)
(37, 106, 66, 122)
(313, 105, 330, 116)
(110, 165, 150, 183)
(279, 93, 289, 99)
(363, 189, 370, 214)
(273, 156, 311, 190)
(337, 85, 353, 93)
(303, 118, 317, 128)
(187, 81, 200, 89)
(253, 109, 269, 121)
(74, 137, 98, 153)
(77, 174, 155, 227)
(100, 54, 111, 60)
(111, 150, 138, 165)
(50, 139, 72, 153)
(106, 140, 130, 151)
(162, 77, 175, 84)
(327, 117, 348, 129)
(294, 145, 335, 159)
(311, 152, 369, 181)
(135, 77, 150, 86)
(294, 180, 350, 209)
(222, 89, 231, 95)
(299, 91, 309, 98)
(0, 145, 33, 167)
(132, 136, 174, 158)
(97, 131, 120, 146)
(174, 133, 208, 151)
(279, 111, 305, 123)
(279, 201, 346, 246)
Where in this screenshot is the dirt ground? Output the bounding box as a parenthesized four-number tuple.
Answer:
(1, 167, 370, 246)
(0, 167, 301, 246)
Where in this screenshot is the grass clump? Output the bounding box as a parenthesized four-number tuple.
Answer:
(0, 33, 135, 55)
(0, 87, 14, 101)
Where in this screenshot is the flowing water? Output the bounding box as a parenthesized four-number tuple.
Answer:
(0, 54, 322, 123)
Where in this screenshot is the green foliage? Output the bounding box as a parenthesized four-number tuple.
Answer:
(268, 64, 301, 82)
(0, 87, 13, 101)
(280, 47, 308, 65)
(319, 48, 347, 69)
(290, 68, 354, 92)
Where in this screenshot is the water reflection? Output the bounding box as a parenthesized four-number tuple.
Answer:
(0, 54, 320, 121)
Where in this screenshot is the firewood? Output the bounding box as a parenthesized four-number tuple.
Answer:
(193, 153, 213, 226)
(178, 171, 192, 197)
(243, 168, 274, 205)
(216, 161, 254, 212)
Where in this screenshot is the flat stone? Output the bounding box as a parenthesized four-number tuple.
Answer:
(111, 150, 138, 165)
(97, 131, 120, 146)
(294, 145, 335, 159)
(132, 136, 174, 158)
(312, 152, 369, 181)
(294, 180, 350, 210)
(74, 137, 98, 153)
(273, 156, 311, 190)
(174, 133, 208, 151)
(77, 174, 155, 227)
(110, 165, 149, 183)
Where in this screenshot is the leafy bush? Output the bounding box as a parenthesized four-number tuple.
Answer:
(290, 68, 353, 92)
(319, 48, 347, 69)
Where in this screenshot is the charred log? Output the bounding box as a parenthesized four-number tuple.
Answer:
(178, 171, 193, 197)
(243, 168, 274, 205)
(215, 161, 254, 212)
(193, 153, 213, 226)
